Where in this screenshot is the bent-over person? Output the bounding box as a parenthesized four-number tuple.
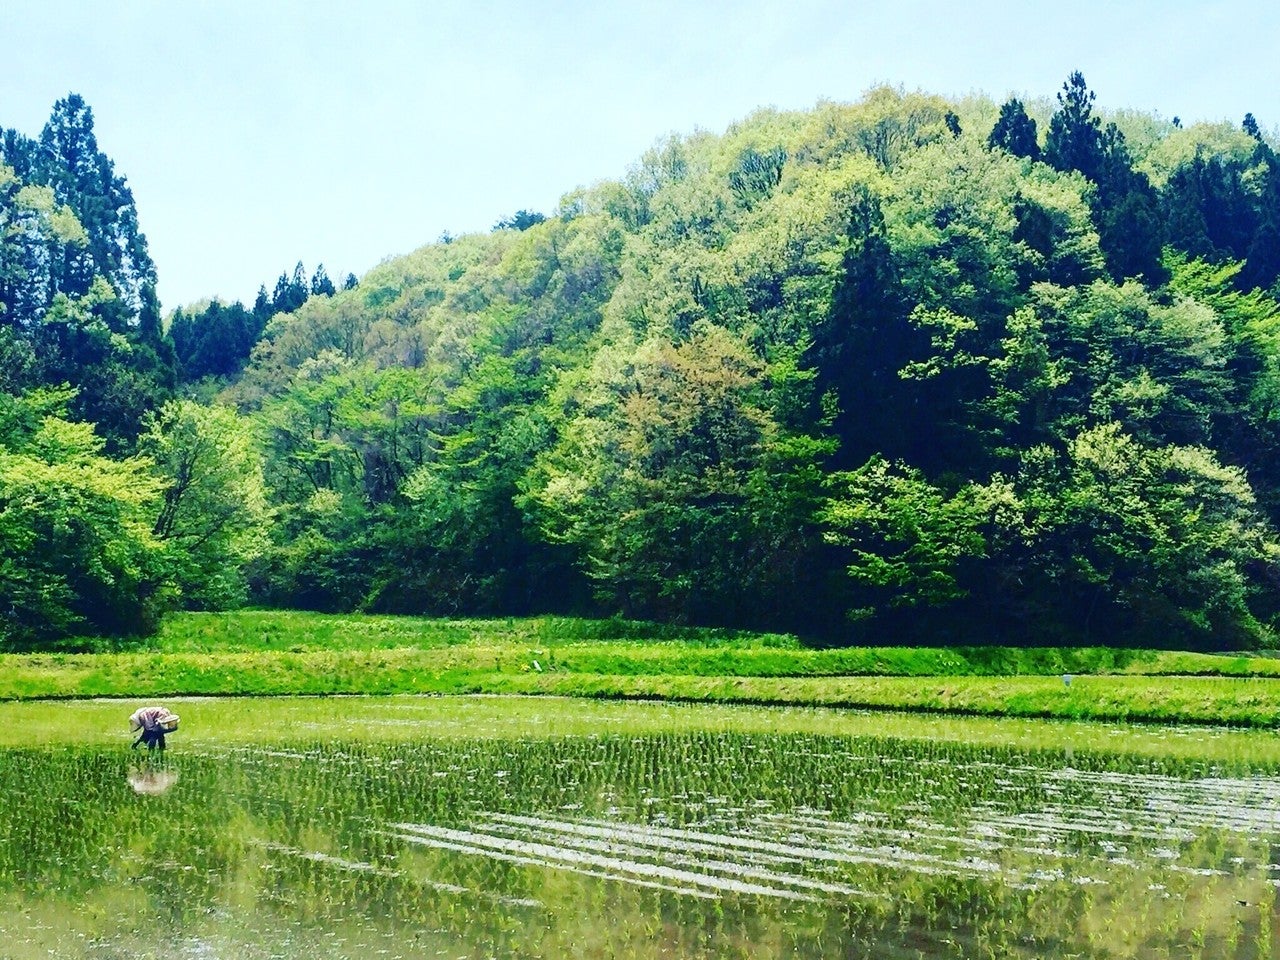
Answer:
(129, 705, 179, 751)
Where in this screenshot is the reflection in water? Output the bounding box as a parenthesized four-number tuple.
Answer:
(127, 765, 179, 796)
(1, 706, 1279, 959)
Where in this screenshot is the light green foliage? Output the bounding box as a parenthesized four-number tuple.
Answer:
(822, 458, 986, 609)
(208, 87, 1280, 644)
(977, 423, 1280, 647)
(139, 400, 270, 609)
(1167, 253, 1280, 422)
(238, 207, 629, 615)
(526, 322, 828, 625)
(722, 152, 881, 347)
(987, 280, 1233, 450)
(1137, 122, 1263, 188)
(8, 183, 89, 249)
(884, 138, 1102, 320)
(0, 391, 166, 646)
(794, 87, 954, 170)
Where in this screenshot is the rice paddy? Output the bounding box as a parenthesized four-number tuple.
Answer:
(1, 696, 1278, 958)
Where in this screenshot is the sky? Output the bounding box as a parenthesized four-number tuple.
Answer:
(4, 0, 1278, 311)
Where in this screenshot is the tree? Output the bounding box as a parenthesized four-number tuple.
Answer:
(29, 278, 172, 451)
(0, 389, 169, 646)
(988, 98, 1040, 161)
(1041, 76, 1166, 281)
(1094, 123, 1166, 282)
(813, 187, 914, 467)
(728, 146, 787, 208)
(36, 94, 157, 311)
(272, 261, 310, 314)
(1243, 113, 1263, 141)
(139, 400, 270, 609)
(1161, 155, 1257, 262)
(1044, 72, 1104, 181)
(494, 210, 547, 231)
(1241, 164, 1280, 293)
(821, 457, 985, 614)
(310, 264, 336, 297)
(0, 96, 175, 442)
(973, 425, 1280, 648)
(524, 323, 830, 629)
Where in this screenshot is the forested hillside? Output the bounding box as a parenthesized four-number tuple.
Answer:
(4, 76, 1280, 650)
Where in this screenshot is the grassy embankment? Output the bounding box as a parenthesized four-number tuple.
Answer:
(5, 610, 1280, 726)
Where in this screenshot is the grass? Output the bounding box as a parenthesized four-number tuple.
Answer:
(4, 609, 1280, 726)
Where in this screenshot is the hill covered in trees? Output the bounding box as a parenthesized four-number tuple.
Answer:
(4, 76, 1280, 651)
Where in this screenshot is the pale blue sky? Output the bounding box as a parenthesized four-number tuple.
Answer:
(4, 0, 1277, 310)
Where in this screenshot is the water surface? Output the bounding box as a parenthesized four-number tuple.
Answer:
(1, 696, 1277, 958)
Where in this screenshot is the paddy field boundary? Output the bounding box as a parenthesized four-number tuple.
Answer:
(4, 610, 1280, 726)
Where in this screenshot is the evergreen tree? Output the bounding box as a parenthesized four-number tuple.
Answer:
(493, 210, 547, 231)
(253, 284, 271, 321)
(1162, 154, 1257, 263)
(987, 98, 1040, 161)
(1043, 76, 1164, 281)
(1242, 195, 1280, 292)
(1162, 160, 1216, 259)
(0, 95, 174, 445)
(1044, 71, 1104, 180)
(310, 263, 336, 297)
(37, 94, 157, 310)
(272, 261, 309, 314)
(1095, 123, 1166, 281)
(1248, 143, 1280, 287)
(814, 189, 917, 467)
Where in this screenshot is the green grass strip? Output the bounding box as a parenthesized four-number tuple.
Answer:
(4, 648, 1280, 727)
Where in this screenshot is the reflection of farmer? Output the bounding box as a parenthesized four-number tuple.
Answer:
(127, 767, 179, 795)
(129, 705, 179, 750)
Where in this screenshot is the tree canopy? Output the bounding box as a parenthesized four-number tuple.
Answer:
(4, 81, 1280, 650)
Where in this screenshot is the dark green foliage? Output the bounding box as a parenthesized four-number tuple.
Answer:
(35, 94, 157, 306)
(1043, 74, 1166, 283)
(987, 98, 1039, 160)
(169, 260, 335, 384)
(0, 94, 175, 448)
(727, 145, 787, 208)
(309, 263, 335, 297)
(273, 261, 309, 314)
(171, 299, 265, 380)
(813, 188, 915, 468)
(494, 209, 547, 231)
(1241, 168, 1280, 293)
(1161, 154, 1257, 261)
(1044, 72, 1104, 181)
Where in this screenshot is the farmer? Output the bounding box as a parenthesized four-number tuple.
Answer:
(129, 705, 179, 751)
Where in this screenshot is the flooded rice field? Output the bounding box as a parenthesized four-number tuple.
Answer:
(1, 696, 1278, 959)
